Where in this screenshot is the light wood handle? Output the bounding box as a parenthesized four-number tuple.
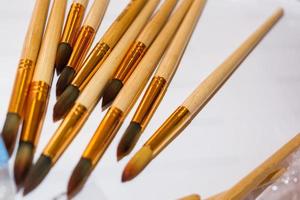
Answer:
(83, 0, 109, 30)
(32, 0, 67, 84)
(74, 0, 89, 8)
(156, 0, 206, 81)
(20, 0, 50, 62)
(182, 8, 284, 113)
(79, 0, 160, 108)
(101, 0, 148, 47)
(113, 0, 194, 113)
(137, 0, 178, 46)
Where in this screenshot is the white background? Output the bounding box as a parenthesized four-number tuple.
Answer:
(0, 0, 299, 199)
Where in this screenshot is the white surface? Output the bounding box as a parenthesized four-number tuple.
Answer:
(0, 0, 299, 199)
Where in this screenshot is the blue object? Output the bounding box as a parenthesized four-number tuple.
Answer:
(0, 137, 8, 167)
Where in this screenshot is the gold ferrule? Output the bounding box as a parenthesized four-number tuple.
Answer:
(8, 59, 34, 117)
(61, 3, 85, 46)
(72, 42, 111, 91)
(113, 41, 147, 83)
(132, 76, 167, 131)
(146, 106, 191, 156)
(20, 81, 50, 146)
(67, 25, 96, 71)
(83, 107, 123, 165)
(43, 103, 88, 163)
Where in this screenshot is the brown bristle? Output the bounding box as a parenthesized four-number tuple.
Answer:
(55, 43, 73, 75)
(1, 113, 21, 156)
(117, 122, 142, 161)
(14, 141, 34, 188)
(56, 66, 76, 97)
(23, 155, 52, 196)
(101, 79, 124, 111)
(53, 85, 80, 122)
(67, 158, 93, 199)
(122, 146, 153, 182)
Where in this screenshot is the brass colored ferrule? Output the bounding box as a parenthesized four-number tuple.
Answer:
(72, 42, 111, 91)
(67, 25, 96, 71)
(83, 107, 123, 165)
(61, 3, 85, 46)
(43, 103, 88, 163)
(146, 106, 191, 156)
(132, 76, 167, 131)
(21, 81, 50, 146)
(8, 59, 34, 117)
(114, 41, 147, 83)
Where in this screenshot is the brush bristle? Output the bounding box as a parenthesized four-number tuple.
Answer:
(53, 85, 80, 122)
(56, 66, 76, 97)
(117, 122, 142, 161)
(67, 158, 93, 199)
(122, 146, 153, 182)
(102, 79, 124, 111)
(55, 43, 73, 75)
(1, 113, 21, 156)
(14, 141, 34, 188)
(23, 155, 52, 196)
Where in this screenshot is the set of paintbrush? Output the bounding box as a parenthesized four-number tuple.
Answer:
(0, 0, 286, 199)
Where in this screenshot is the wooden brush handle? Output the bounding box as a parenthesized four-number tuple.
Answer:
(74, 0, 89, 8)
(101, 0, 147, 47)
(113, 0, 194, 113)
(137, 0, 178, 46)
(156, 0, 206, 81)
(78, 0, 160, 108)
(182, 8, 283, 113)
(32, 0, 67, 84)
(20, 0, 50, 61)
(83, 0, 109, 30)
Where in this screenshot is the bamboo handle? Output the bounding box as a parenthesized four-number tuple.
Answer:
(137, 0, 178, 46)
(20, 0, 50, 61)
(113, 0, 194, 113)
(182, 8, 283, 113)
(32, 0, 67, 83)
(223, 133, 300, 199)
(156, 0, 206, 81)
(74, 0, 89, 8)
(101, 0, 147, 47)
(78, 0, 160, 108)
(83, 0, 109, 30)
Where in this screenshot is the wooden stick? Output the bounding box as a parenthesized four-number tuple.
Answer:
(179, 194, 201, 200)
(74, 0, 89, 7)
(83, 0, 108, 30)
(78, 0, 160, 108)
(32, 0, 67, 84)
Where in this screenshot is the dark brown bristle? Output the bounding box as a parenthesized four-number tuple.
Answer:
(117, 122, 142, 161)
(53, 85, 80, 122)
(14, 141, 34, 188)
(1, 113, 21, 156)
(102, 79, 124, 111)
(67, 158, 93, 199)
(23, 154, 52, 196)
(56, 66, 76, 97)
(55, 43, 73, 75)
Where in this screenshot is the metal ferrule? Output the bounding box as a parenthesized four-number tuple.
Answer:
(8, 59, 34, 117)
(43, 103, 88, 163)
(114, 41, 147, 83)
(132, 76, 167, 131)
(83, 107, 123, 165)
(145, 106, 191, 157)
(67, 25, 96, 71)
(20, 81, 50, 147)
(61, 3, 85, 46)
(72, 42, 111, 91)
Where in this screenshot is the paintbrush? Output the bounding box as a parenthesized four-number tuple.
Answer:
(122, 8, 284, 182)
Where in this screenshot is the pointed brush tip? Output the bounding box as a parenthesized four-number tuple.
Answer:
(56, 67, 75, 97)
(102, 79, 124, 111)
(55, 43, 73, 75)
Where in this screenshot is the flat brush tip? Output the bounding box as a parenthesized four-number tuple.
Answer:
(23, 155, 52, 196)
(1, 113, 21, 156)
(122, 146, 153, 182)
(102, 79, 123, 111)
(67, 158, 93, 199)
(55, 43, 73, 75)
(117, 122, 142, 161)
(56, 66, 76, 97)
(14, 142, 34, 187)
